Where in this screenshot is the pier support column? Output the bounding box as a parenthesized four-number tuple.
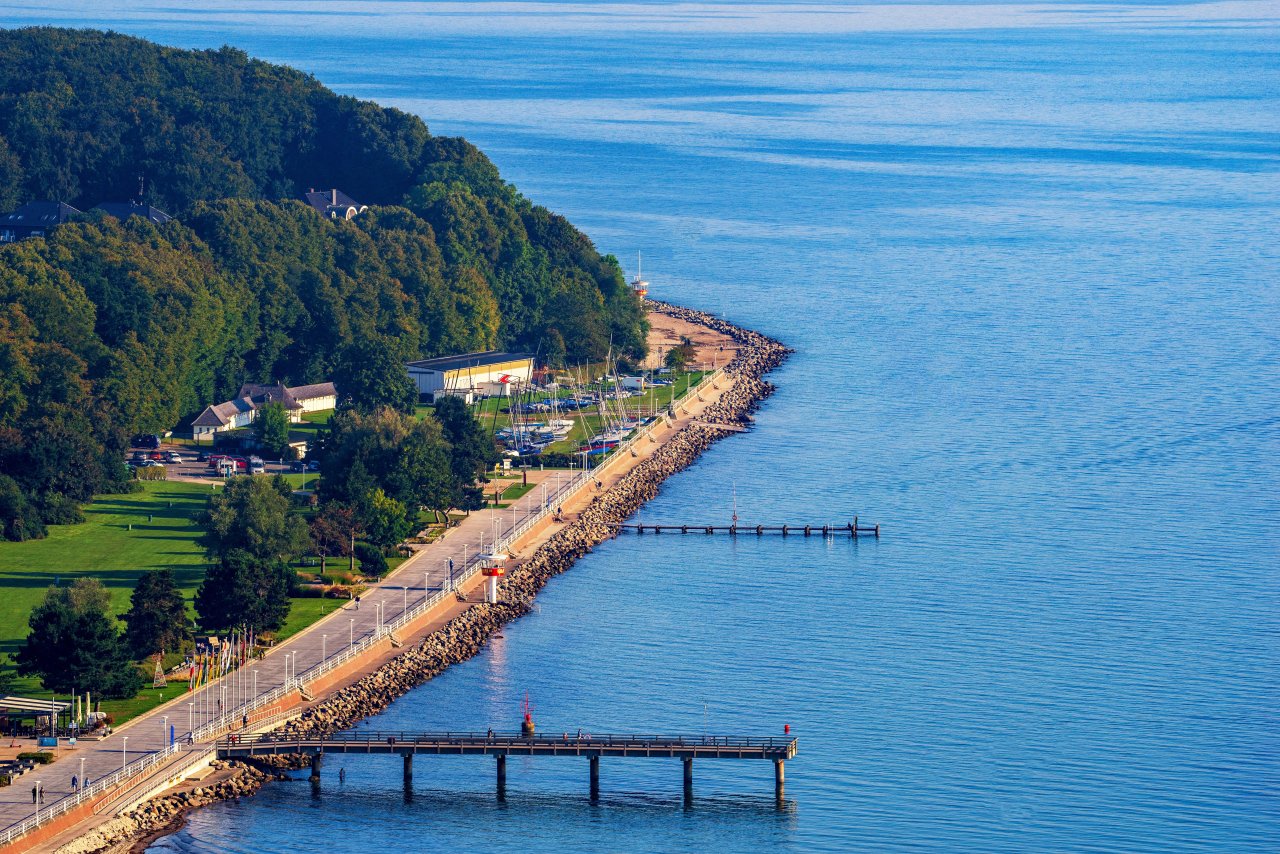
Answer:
(496, 754, 507, 800)
(309, 752, 322, 782)
(683, 758, 693, 803)
(774, 760, 785, 801)
(403, 752, 413, 783)
(589, 755, 600, 801)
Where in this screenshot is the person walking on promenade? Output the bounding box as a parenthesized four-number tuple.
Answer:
(71, 774, 78, 792)
(30, 786, 36, 804)
(354, 595, 360, 611)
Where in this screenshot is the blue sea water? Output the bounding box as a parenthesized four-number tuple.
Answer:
(7, 2, 1280, 850)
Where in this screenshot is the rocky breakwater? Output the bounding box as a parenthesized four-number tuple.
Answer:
(80, 305, 789, 850)
(54, 761, 282, 854)
(275, 305, 790, 740)
(647, 299, 791, 426)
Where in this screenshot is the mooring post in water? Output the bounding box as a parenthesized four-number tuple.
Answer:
(309, 752, 322, 781)
(403, 752, 413, 783)
(496, 754, 507, 799)
(683, 757, 694, 802)
(589, 755, 600, 801)
(774, 759, 785, 800)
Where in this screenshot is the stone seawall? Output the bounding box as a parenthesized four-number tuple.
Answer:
(75, 304, 789, 852)
(275, 301, 790, 738)
(53, 762, 283, 854)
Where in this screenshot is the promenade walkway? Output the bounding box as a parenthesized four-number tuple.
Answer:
(0, 367, 737, 847)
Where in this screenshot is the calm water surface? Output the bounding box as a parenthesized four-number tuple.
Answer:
(6, 2, 1279, 850)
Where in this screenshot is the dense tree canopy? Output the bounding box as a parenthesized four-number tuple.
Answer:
(16, 579, 144, 698)
(122, 569, 190, 659)
(196, 476, 308, 632)
(0, 28, 648, 539)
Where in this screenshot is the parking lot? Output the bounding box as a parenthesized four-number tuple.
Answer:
(127, 442, 317, 483)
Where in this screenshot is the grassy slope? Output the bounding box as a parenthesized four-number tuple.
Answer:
(0, 479, 341, 719)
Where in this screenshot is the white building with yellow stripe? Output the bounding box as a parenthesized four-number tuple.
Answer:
(406, 351, 534, 402)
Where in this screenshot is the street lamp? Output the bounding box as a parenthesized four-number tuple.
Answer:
(322, 634, 327, 662)
(375, 602, 383, 633)
(79, 757, 85, 791)
(121, 737, 128, 771)
(162, 715, 168, 749)
(35, 779, 41, 821)
(253, 669, 258, 697)
(188, 703, 194, 735)
(349, 618, 354, 648)
(402, 585, 407, 614)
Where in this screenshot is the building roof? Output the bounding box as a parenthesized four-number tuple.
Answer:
(303, 188, 366, 220)
(0, 696, 70, 713)
(194, 381, 337, 428)
(192, 397, 255, 428)
(94, 201, 173, 225)
(0, 200, 81, 227)
(238, 383, 300, 411)
(406, 351, 534, 373)
(287, 381, 337, 401)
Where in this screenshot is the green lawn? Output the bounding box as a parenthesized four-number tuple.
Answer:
(0, 478, 345, 723)
(0, 482, 213, 661)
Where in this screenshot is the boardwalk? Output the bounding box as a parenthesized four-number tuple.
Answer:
(219, 731, 798, 800)
(0, 370, 738, 847)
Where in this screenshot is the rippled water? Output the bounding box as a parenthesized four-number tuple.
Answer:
(8, 1, 1280, 850)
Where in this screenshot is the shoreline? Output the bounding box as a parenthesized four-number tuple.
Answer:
(57, 302, 791, 854)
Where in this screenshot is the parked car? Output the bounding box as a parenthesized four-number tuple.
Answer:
(130, 451, 147, 462)
(148, 451, 164, 461)
(289, 461, 306, 473)
(249, 459, 266, 475)
(166, 452, 184, 464)
(130, 434, 160, 449)
(141, 460, 164, 468)
(195, 450, 209, 462)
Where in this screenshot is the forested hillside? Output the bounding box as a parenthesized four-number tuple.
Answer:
(0, 27, 647, 540)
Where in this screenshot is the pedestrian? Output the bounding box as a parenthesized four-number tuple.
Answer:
(355, 595, 360, 611)
(38, 784, 44, 804)
(31, 786, 36, 804)
(71, 774, 78, 791)
(242, 713, 248, 729)
(576, 728, 582, 740)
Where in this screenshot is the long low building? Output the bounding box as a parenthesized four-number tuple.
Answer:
(192, 381, 337, 438)
(407, 351, 534, 402)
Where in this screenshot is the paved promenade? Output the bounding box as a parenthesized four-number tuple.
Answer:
(0, 370, 737, 845)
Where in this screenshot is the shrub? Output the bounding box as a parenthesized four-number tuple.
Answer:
(39, 492, 85, 525)
(17, 752, 53, 764)
(136, 466, 167, 481)
(353, 542, 387, 576)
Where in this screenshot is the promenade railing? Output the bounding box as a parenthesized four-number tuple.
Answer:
(0, 366, 727, 847)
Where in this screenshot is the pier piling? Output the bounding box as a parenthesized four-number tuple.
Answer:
(309, 752, 322, 782)
(683, 757, 694, 803)
(774, 759, 784, 800)
(496, 754, 507, 799)
(403, 752, 413, 783)
(589, 755, 600, 801)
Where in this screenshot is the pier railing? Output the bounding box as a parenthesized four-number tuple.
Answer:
(0, 367, 729, 847)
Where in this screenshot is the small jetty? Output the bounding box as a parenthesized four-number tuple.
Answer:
(218, 730, 797, 801)
(612, 519, 879, 537)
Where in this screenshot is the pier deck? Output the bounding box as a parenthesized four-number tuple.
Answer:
(218, 731, 797, 800)
(218, 730, 796, 761)
(612, 521, 879, 537)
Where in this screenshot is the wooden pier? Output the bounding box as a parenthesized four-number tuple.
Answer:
(611, 519, 879, 537)
(217, 730, 797, 801)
